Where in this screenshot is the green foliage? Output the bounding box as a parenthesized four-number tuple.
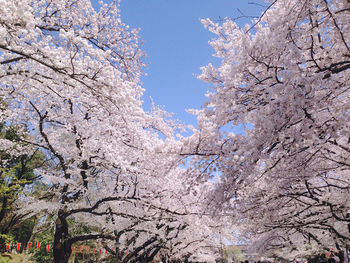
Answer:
(30, 224, 54, 263)
(9, 217, 36, 248)
(0, 253, 33, 263)
(0, 234, 14, 245)
(305, 253, 329, 263)
(0, 122, 44, 251)
(0, 124, 43, 206)
(0, 254, 11, 263)
(224, 246, 246, 262)
(3, 125, 21, 142)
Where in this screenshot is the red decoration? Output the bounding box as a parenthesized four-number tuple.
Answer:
(37, 242, 41, 249)
(17, 243, 21, 252)
(6, 243, 10, 251)
(100, 249, 102, 254)
(80, 245, 83, 252)
(46, 244, 50, 253)
(72, 247, 75, 253)
(28, 242, 32, 250)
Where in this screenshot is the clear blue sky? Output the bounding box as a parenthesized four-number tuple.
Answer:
(94, 0, 266, 126)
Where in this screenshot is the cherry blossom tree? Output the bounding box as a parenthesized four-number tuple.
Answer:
(0, 0, 170, 261)
(196, 0, 350, 260)
(92, 167, 227, 263)
(0, 0, 226, 262)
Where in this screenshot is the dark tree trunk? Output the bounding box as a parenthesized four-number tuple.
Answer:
(0, 196, 8, 223)
(53, 209, 71, 263)
(338, 250, 344, 263)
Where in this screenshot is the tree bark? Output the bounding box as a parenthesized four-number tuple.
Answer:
(53, 209, 71, 263)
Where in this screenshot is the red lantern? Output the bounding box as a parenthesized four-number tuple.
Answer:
(28, 242, 32, 250)
(37, 242, 41, 249)
(6, 243, 10, 251)
(17, 243, 21, 252)
(72, 247, 75, 253)
(46, 244, 50, 253)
